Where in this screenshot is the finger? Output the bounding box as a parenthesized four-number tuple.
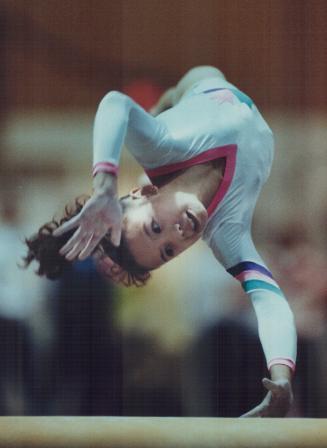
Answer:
(110, 226, 122, 247)
(79, 227, 111, 260)
(92, 249, 103, 261)
(240, 406, 264, 418)
(78, 234, 102, 260)
(65, 234, 94, 261)
(262, 378, 279, 393)
(59, 227, 83, 256)
(53, 215, 81, 236)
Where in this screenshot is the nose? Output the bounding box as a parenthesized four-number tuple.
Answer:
(174, 223, 184, 237)
(174, 222, 193, 239)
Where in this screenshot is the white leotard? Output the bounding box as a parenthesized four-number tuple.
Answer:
(93, 77, 297, 372)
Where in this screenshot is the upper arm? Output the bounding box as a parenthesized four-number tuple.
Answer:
(94, 91, 171, 168)
(124, 94, 169, 149)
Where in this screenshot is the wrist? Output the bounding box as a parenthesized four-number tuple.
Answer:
(93, 172, 117, 196)
(270, 364, 292, 383)
(92, 161, 119, 178)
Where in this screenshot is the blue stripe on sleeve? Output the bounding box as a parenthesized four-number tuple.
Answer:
(227, 261, 274, 279)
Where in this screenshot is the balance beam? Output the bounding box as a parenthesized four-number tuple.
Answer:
(0, 417, 326, 448)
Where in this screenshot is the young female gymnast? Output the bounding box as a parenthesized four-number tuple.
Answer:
(25, 66, 297, 417)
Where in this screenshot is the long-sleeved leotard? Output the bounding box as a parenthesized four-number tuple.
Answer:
(93, 77, 297, 373)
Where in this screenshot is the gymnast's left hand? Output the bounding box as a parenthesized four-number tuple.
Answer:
(53, 172, 122, 261)
(240, 378, 293, 418)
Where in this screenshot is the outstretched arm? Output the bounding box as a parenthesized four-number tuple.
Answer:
(54, 91, 167, 260)
(227, 259, 297, 417)
(212, 227, 297, 417)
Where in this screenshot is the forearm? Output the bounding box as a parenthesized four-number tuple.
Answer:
(150, 87, 177, 115)
(241, 298, 295, 418)
(93, 90, 168, 173)
(226, 258, 297, 372)
(250, 290, 297, 373)
(224, 253, 295, 417)
(93, 91, 131, 169)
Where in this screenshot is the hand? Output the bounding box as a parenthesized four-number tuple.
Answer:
(53, 191, 122, 261)
(93, 248, 117, 276)
(240, 378, 293, 418)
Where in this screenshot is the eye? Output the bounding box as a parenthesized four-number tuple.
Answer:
(151, 219, 161, 234)
(164, 244, 174, 258)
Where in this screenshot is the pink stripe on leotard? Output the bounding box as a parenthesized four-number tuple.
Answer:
(268, 358, 296, 373)
(145, 144, 237, 217)
(235, 270, 279, 288)
(93, 161, 119, 177)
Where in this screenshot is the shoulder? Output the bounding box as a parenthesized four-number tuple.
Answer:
(174, 66, 227, 101)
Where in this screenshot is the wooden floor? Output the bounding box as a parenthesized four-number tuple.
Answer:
(0, 417, 326, 448)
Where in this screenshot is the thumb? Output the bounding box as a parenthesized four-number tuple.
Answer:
(53, 214, 80, 236)
(262, 378, 280, 393)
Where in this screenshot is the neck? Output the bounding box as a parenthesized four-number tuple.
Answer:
(159, 161, 225, 208)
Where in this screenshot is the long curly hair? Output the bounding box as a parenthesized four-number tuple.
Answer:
(23, 196, 151, 287)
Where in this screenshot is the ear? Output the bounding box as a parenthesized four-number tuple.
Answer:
(141, 184, 159, 197)
(130, 184, 159, 199)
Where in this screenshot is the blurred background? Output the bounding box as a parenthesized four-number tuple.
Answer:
(0, 0, 327, 416)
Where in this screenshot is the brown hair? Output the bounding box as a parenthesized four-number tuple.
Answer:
(23, 196, 150, 287)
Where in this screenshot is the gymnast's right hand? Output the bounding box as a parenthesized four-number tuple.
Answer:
(53, 172, 122, 261)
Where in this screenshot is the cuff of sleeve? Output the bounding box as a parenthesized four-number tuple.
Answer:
(93, 162, 119, 177)
(268, 358, 296, 373)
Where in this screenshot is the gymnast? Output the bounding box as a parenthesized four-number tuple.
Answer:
(25, 66, 297, 417)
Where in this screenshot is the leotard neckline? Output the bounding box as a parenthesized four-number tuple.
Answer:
(145, 144, 237, 217)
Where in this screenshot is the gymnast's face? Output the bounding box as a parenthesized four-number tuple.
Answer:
(121, 187, 208, 270)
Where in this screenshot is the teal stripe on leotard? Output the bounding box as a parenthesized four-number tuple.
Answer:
(242, 280, 284, 297)
(229, 89, 254, 108)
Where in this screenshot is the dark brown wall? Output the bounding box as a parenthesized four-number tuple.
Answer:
(2, 0, 327, 111)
